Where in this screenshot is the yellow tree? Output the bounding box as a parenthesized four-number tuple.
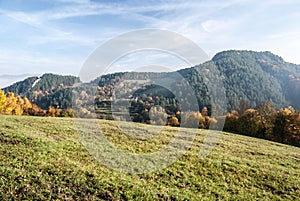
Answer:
(167, 116, 179, 127)
(0, 90, 7, 113)
(14, 96, 24, 115)
(31, 104, 44, 116)
(48, 106, 61, 117)
(48, 106, 56, 117)
(55, 108, 62, 117)
(22, 97, 33, 115)
(5, 92, 17, 115)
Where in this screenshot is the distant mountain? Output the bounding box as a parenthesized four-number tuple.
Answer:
(2, 50, 300, 112)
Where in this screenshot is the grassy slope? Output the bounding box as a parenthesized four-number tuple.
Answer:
(0, 115, 299, 200)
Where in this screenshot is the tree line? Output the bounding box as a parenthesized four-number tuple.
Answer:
(0, 90, 74, 117)
(1, 89, 299, 147)
(94, 97, 300, 147)
(224, 101, 300, 147)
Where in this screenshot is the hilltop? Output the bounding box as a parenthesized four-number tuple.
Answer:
(0, 115, 299, 200)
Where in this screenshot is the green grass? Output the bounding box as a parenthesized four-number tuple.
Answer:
(0, 115, 299, 200)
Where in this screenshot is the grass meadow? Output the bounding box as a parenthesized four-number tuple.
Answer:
(0, 115, 299, 200)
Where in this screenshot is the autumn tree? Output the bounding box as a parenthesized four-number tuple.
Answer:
(167, 116, 179, 127)
(61, 108, 75, 118)
(28, 103, 45, 116)
(236, 109, 264, 137)
(5, 92, 17, 115)
(0, 90, 7, 113)
(47, 106, 61, 117)
(22, 97, 33, 115)
(14, 96, 24, 115)
(224, 110, 239, 132)
(256, 102, 276, 139)
(0, 90, 44, 116)
(272, 108, 300, 144)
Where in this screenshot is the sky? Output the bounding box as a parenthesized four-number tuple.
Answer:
(0, 0, 300, 87)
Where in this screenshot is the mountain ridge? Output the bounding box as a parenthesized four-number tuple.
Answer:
(2, 50, 300, 111)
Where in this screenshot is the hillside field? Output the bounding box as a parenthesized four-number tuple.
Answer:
(0, 115, 299, 200)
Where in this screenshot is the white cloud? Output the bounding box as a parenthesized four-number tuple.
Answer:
(2, 10, 42, 25)
(0, 0, 300, 84)
(0, 74, 38, 89)
(202, 20, 231, 33)
(108, 50, 190, 74)
(0, 49, 82, 75)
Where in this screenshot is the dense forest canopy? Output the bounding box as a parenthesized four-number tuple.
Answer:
(2, 50, 300, 112)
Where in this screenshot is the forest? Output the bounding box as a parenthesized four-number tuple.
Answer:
(1, 50, 300, 147)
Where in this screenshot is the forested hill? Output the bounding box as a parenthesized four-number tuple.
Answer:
(2, 73, 79, 109)
(210, 50, 300, 109)
(2, 50, 300, 111)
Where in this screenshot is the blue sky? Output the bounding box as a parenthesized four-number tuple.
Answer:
(0, 0, 300, 87)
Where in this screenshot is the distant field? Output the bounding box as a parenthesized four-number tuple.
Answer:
(0, 115, 299, 200)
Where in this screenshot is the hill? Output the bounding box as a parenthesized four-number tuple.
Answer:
(0, 115, 299, 200)
(210, 50, 300, 109)
(2, 50, 300, 112)
(2, 73, 79, 110)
